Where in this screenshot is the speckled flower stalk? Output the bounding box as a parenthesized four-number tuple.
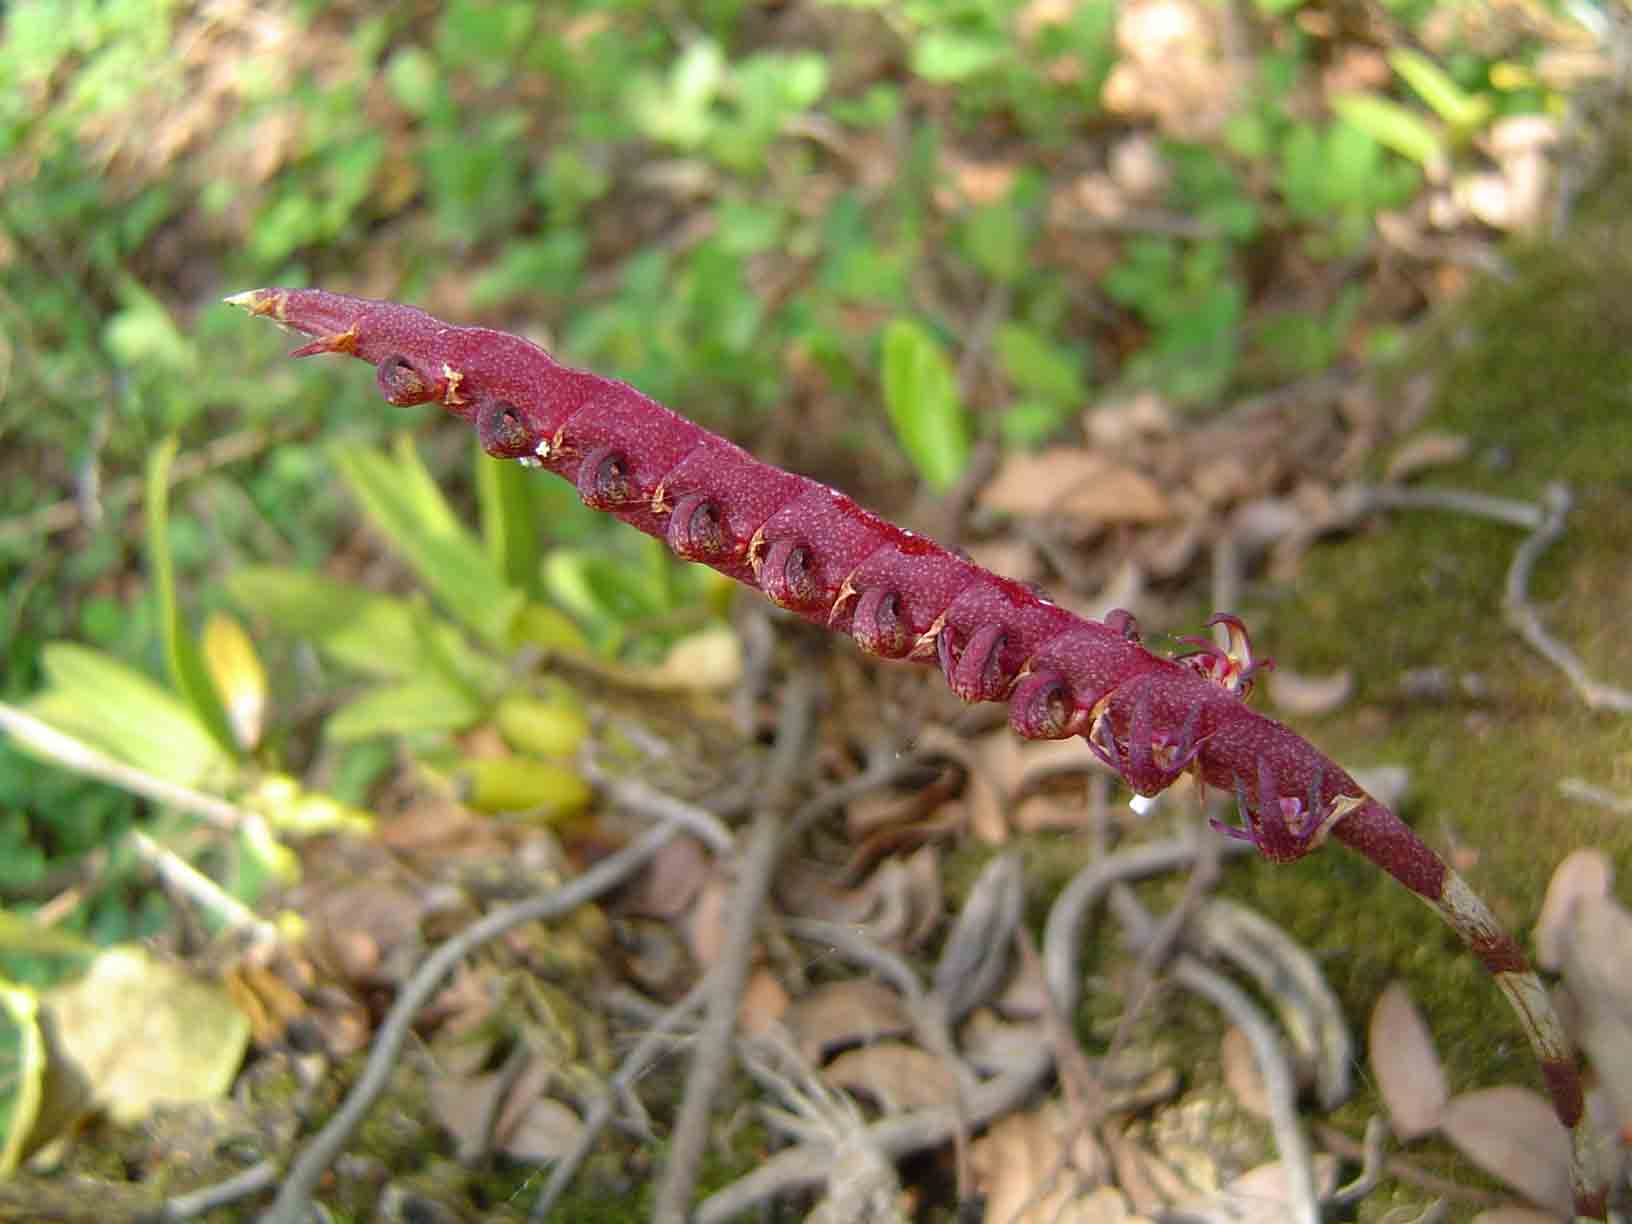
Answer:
(229, 288, 1604, 1219)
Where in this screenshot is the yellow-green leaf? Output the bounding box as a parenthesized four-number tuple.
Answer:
(476, 439, 544, 598)
(1333, 93, 1445, 169)
(494, 695, 590, 759)
(332, 436, 523, 647)
(1388, 49, 1492, 131)
(880, 318, 971, 492)
(0, 983, 45, 1174)
(202, 613, 267, 752)
(325, 677, 483, 742)
(446, 756, 591, 820)
(30, 644, 230, 786)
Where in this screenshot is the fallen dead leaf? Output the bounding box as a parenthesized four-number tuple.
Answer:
(1267, 667, 1354, 717)
(1471, 1208, 1570, 1224)
(980, 449, 1171, 524)
(960, 1008, 1047, 1076)
(619, 835, 710, 920)
(684, 873, 729, 969)
(500, 1097, 583, 1163)
(1534, 847, 1613, 972)
(738, 967, 790, 1037)
(784, 979, 914, 1065)
(822, 1043, 958, 1113)
(1220, 1025, 1268, 1119)
(971, 1102, 1114, 1224)
(1557, 891, 1632, 1141)
(1385, 431, 1471, 482)
(1369, 981, 1449, 1141)
(1198, 1155, 1339, 1222)
(43, 947, 250, 1126)
(1439, 1086, 1572, 1216)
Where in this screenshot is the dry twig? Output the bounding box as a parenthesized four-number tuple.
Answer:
(651, 675, 816, 1223)
(259, 817, 688, 1224)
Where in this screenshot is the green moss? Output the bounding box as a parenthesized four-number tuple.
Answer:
(1203, 200, 1632, 1207)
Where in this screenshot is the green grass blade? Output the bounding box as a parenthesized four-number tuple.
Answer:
(145, 437, 238, 758)
(475, 439, 543, 600)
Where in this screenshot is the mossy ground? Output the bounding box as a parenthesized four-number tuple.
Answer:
(1214, 214, 1632, 1211)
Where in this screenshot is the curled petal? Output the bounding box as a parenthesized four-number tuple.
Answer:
(851, 587, 910, 658)
(761, 539, 819, 609)
(576, 447, 635, 508)
(949, 624, 1009, 704)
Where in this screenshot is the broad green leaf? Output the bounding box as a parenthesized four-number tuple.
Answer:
(510, 602, 594, 654)
(226, 567, 422, 674)
(30, 644, 230, 787)
(1389, 49, 1491, 131)
(440, 756, 591, 820)
(962, 200, 1028, 285)
(911, 31, 1004, 82)
(332, 437, 522, 646)
(1333, 93, 1444, 169)
(475, 440, 543, 599)
(995, 323, 1085, 404)
(325, 677, 483, 743)
(146, 437, 238, 757)
(225, 566, 503, 687)
(880, 319, 970, 492)
(0, 983, 44, 1175)
(494, 695, 590, 760)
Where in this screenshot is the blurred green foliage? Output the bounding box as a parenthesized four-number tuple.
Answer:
(0, 0, 1588, 963)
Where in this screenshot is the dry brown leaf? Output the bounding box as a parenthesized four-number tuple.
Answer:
(1385, 432, 1471, 482)
(961, 1009, 1047, 1076)
(784, 980, 914, 1065)
(1471, 1208, 1569, 1224)
(980, 449, 1171, 524)
(1439, 1086, 1571, 1216)
(1104, 1127, 1192, 1215)
(429, 1070, 504, 1155)
(1267, 667, 1353, 717)
(1220, 1025, 1268, 1119)
(684, 874, 729, 969)
(738, 967, 790, 1037)
(619, 836, 710, 920)
(500, 1097, 583, 1164)
(1557, 892, 1632, 1139)
(971, 1102, 1115, 1224)
(1369, 981, 1449, 1141)
(822, 1043, 958, 1113)
(1534, 848, 1613, 972)
(1085, 391, 1175, 448)
(1204, 1155, 1339, 1222)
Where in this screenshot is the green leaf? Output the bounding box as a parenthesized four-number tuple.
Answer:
(325, 677, 484, 743)
(995, 323, 1084, 404)
(961, 199, 1028, 285)
(911, 31, 1004, 82)
(1388, 49, 1491, 130)
(29, 644, 230, 787)
(0, 983, 44, 1175)
(225, 567, 500, 686)
(145, 438, 238, 758)
(1332, 93, 1444, 169)
(880, 319, 971, 492)
(331, 436, 522, 647)
(475, 441, 543, 599)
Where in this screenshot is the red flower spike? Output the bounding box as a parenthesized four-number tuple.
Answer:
(227, 288, 1604, 1219)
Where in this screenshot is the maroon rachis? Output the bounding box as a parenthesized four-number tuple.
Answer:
(229, 287, 1604, 1219)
